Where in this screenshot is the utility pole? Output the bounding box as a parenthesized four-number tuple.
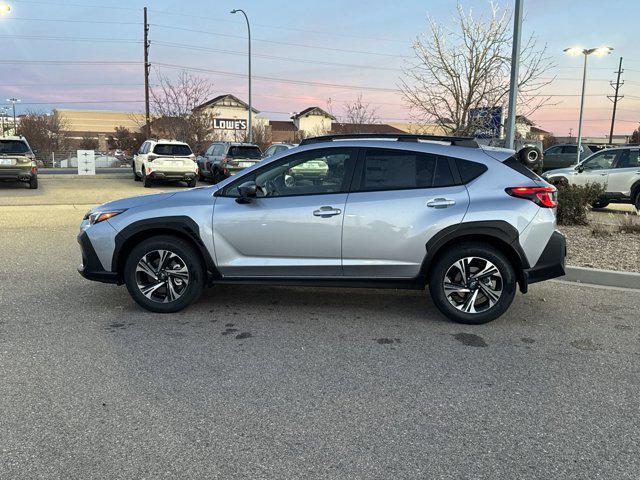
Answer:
(504, 0, 523, 150)
(608, 57, 624, 144)
(143, 7, 151, 138)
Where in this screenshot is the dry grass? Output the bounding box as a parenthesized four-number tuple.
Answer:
(617, 214, 640, 234)
(591, 222, 612, 238)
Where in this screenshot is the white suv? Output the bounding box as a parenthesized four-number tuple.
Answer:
(133, 139, 198, 188)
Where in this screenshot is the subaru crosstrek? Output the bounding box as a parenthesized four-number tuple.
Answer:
(78, 134, 566, 324)
(0, 136, 38, 189)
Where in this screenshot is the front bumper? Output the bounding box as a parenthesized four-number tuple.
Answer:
(523, 230, 566, 286)
(0, 168, 35, 181)
(77, 231, 119, 284)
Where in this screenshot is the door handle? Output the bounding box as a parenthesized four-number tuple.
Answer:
(427, 198, 456, 208)
(313, 206, 342, 217)
(598, 173, 607, 176)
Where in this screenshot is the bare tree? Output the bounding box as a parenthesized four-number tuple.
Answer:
(108, 126, 143, 155)
(149, 69, 216, 151)
(18, 111, 70, 163)
(400, 2, 555, 136)
(343, 93, 380, 126)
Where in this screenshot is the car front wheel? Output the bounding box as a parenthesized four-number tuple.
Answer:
(428, 243, 516, 324)
(123, 235, 205, 313)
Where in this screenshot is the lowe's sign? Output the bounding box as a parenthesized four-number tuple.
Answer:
(213, 118, 248, 131)
(468, 107, 503, 139)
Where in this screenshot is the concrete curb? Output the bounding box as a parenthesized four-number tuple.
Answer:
(560, 266, 640, 290)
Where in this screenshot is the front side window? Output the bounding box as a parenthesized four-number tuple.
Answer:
(582, 151, 617, 170)
(357, 149, 454, 192)
(615, 150, 640, 169)
(263, 146, 276, 157)
(545, 145, 562, 155)
(153, 144, 193, 156)
(205, 144, 215, 156)
(224, 148, 355, 198)
(562, 145, 578, 154)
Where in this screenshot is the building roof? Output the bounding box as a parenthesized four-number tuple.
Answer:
(270, 120, 298, 132)
(291, 106, 336, 120)
(194, 94, 260, 114)
(331, 123, 405, 134)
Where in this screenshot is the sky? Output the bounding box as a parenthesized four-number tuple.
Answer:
(0, 0, 638, 137)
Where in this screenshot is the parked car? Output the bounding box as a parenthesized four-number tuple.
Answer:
(542, 143, 597, 171)
(197, 142, 262, 183)
(133, 139, 198, 188)
(78, 133, 565, 324)
(262, 142, 297, 158)
(0, 136, 38, 189)
(542, 146, 640, 210)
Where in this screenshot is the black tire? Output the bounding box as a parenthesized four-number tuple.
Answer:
(123, 235, 205, 313)
(187, 177, 197, 188)
(634, 191, 640, 213)
(519, 147, 541, 168)
(428, 242, 517, 324)
(28, 176, 38, 189)
(133, 163, 141, 181)
(591, 201, 609, 209)
(142, 168, 152, 188)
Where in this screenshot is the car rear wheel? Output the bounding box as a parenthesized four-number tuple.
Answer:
(187, 177, 197, 188)
(428, 243, 516, 324)
(133, 163, 141, 181)
(28, 176, 38, 189)
(123, 235, 205, 313)
(591, 201, 609, 209)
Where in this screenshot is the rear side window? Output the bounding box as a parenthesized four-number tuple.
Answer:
(456, 159, 488, 184)
(153, 144, 192, 156)
(0, 140, 30, 154)
(562, 145, 577, 154)
(228, 146, 262, 159)
(358, 149, 455, 192)
(503, 156, 542, 181)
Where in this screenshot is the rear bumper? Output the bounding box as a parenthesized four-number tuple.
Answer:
(0, 168, 35, 181)
(77, 231, 119, 284)
(523, 230, 566, 286)
(148, 171, 197, 181)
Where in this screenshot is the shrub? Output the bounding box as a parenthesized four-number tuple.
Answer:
(556, 183, 605, 226)
(591, 222, 612, 237)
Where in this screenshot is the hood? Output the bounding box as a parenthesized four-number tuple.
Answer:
(92, 191, 178, 213)
(543, 166, 576, 178)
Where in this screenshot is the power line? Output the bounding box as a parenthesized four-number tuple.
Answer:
(152, 41, 403, 72)
(0, 60, 141, 65)
(149, 23, 407, 59)
(153, 62, 402, 93)
(0, 34, 141, 44)
(5, 16, 140, 25)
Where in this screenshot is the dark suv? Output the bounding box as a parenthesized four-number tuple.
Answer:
(197, 142, 262, 183)
(0, 136, 38, 189)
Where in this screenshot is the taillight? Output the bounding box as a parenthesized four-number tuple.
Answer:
(506, 186, 558, 208)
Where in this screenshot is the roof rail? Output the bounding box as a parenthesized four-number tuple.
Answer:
(299, 133, 479, 148)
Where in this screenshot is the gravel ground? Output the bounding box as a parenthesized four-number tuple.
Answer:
(561, 225, 640, 272)
(2, 204, 640, 479)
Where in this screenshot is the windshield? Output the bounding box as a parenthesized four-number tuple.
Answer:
(228, 146, 262, 159)
(0, 140, 30, 155)
(153, 144, 193, 156)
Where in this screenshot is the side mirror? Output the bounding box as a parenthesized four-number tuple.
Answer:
(32, 149, 39, 155)
(576, 165, 584, 173)
(236, 181, 258, 203)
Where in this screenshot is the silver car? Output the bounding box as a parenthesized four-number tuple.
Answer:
(543, 146, 640, 210)
(78, 134, 565, 324)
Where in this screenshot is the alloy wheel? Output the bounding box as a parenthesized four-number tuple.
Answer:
(135, 249, 190, 303)
(443, 256, 503, 314)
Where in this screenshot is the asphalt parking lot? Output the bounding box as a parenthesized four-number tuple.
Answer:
(1, 176, 640, 479)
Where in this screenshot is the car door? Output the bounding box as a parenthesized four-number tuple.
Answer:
(342, 147, 470, 278)
(543, 145, 564, 170)
(607, 148, 640, 198)
(134, 142, 149, 174)
(573, 149, 618, 188)
(212, 147, 357, 277)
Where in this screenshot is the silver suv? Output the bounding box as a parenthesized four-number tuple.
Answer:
(78, 134, 565, 324)
(543, 146, 640, 210)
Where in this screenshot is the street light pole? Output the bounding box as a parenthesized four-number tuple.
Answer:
(505, 0, 523, 150)
(231, 8, 252, 143)
(6, 98, 20, 135)
(564, 46, 613, 164)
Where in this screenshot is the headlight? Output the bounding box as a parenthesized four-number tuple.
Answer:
(88, 209, 127, 225)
